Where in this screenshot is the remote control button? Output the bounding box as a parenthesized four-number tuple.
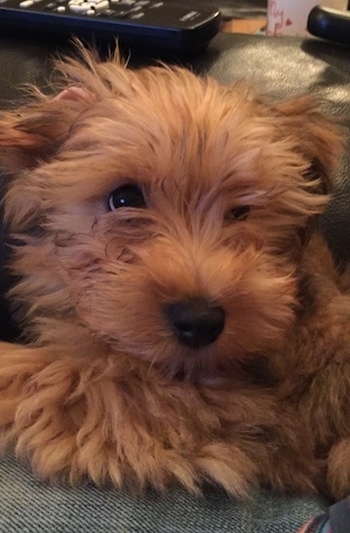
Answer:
(130, 11, 144, 19)
(180, 11, 200, 22)
(69, 3, 93, 12)
(119, 0, 135, 5)
(111, 10, 130, 17)
(93, 0, 108, 11)
(96, 9, 115, 17)
(56, 5, 65, 11)
(150, 2, 163, 8)
(19, 0, 34, 6)
(98, 7, 115, 15)
(43, 2, 57, 10)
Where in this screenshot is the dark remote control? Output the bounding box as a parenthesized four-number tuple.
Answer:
(0, 0, 222, 52)
(307, 6, 350, 46)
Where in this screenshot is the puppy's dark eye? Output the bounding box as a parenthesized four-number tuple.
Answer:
(226, 205, 251, 221)
(108, 185, 146, 211)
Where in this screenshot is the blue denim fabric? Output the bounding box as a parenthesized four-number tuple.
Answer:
(0, 455, 328, 533)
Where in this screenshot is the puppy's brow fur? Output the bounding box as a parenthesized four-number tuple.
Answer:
(0, 45, 348, 499)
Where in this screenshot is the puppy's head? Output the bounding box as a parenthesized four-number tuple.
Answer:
(0, 46, 342, 378)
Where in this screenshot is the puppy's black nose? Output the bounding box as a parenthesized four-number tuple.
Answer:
(165, 298, 225, 349)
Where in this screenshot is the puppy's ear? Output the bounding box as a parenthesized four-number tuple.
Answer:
(0, 86, 95, 172)
(272, 96, 344, 249)
(275, 96, 343, 194)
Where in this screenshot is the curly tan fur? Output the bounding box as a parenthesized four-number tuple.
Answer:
(0, 46, 347, 498)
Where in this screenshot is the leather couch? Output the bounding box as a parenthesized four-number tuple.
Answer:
(0, 30, 349, 532)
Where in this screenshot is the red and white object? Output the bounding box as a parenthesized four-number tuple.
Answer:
(267, 0, 348, 37)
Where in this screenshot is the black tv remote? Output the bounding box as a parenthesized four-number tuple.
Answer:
(0, 0, 222, 52)
(307, 6, 350, 46)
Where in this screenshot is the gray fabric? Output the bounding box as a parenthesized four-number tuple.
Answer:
(0, 455, 328, 533)
(329, 498, 350, 533)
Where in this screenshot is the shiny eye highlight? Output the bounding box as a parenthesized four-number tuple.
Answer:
(108, 185, 146, 211)
(226, 205, 251, 222)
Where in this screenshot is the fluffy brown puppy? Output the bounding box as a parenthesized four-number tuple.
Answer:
(0, 47, 344, 498)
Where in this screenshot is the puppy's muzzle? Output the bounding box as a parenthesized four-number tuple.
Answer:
(165, 298, 225, 349)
